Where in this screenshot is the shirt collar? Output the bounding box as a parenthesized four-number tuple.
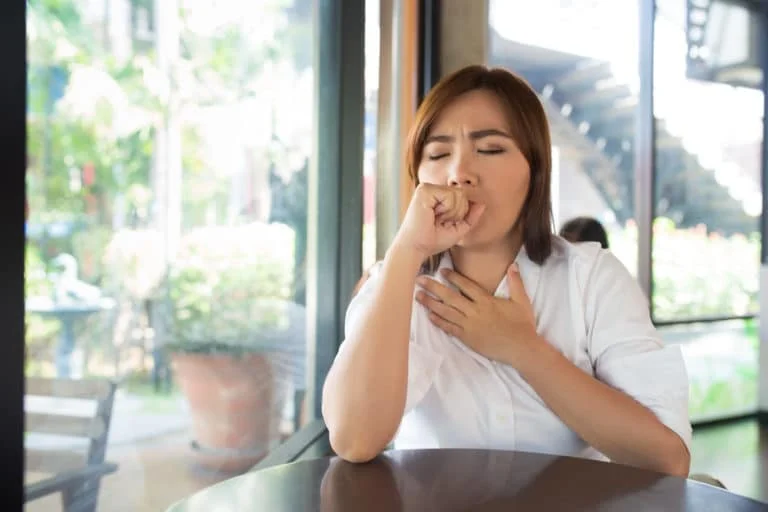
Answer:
(435, 246, 541, 303)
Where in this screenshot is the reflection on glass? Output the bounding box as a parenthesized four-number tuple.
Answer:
(25, 0, 315, 509)
(660, 319, 759, 421)
(689, 420, 762, 500)
(652, 0, 762, 321)
(488, 0, 639, 276)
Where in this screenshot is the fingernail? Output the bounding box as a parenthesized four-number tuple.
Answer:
(510, 263, 519, 273)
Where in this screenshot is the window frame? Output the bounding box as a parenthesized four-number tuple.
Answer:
(643, 0, 767, 325)
(254, 0, 439, 467)
(641, 0, 767, 426)
(250, 0, 367, 467)
(4, 2, 27, 509)
(9, 3, 768, 489)
(16, 0, 366, 479)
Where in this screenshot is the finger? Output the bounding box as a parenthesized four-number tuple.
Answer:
(416, 290, 466, 324)
(463, 202, 485, 227)
(453, 193, 469, 221)
(432, 188, 456, 216)
(439, 269, 488, 302)
(506, 263, 530, 304)
(436, 190, 468, 222)
(451, 203, 486, 244)
(416, 276, 473, 311)
(427, 310, 463, 338)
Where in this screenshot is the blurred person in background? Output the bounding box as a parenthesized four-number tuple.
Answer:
(560, 216, 609, 249)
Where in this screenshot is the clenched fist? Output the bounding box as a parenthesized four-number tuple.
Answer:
(393, 183, 485, 259)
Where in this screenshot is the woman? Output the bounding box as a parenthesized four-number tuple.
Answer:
(560, 216, 610, 249)
(322, 65, 691, 476)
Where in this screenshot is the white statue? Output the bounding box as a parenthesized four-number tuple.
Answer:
(50, 253, 102, 304)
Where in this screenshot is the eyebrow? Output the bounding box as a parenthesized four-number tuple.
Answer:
(425, 129, 513, 144)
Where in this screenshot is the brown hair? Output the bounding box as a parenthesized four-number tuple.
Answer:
(405, 65, 553, 271)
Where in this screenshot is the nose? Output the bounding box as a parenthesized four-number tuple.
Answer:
(447, 158, 477, 187)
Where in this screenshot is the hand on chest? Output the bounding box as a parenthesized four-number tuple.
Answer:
(414, 264, 542, 367)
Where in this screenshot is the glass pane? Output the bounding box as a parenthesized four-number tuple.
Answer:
(659, 319, 759, 422)
(487, 0, 640, 275)
(363, 0, 379, 271)
(652, 0, 762, 321)
(26, 0, 316, 509)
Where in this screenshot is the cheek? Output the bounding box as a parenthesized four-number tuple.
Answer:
(516, 173, 531, 197)
(510, 160, 532, 197)
(486, 162, 530, 202)
(417, 164, 441, 185)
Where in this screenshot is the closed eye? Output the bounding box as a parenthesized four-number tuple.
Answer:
(428, 153, 449, 161)
(478, 148, 505, 155)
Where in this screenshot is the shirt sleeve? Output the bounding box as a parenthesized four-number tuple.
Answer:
(338, 263, 442, 415)
(584, 250, 692, 453)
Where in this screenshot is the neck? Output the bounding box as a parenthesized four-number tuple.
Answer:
(449, 231, 523, 294)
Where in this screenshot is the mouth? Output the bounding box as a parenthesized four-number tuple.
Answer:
(467, 199, 484, 209)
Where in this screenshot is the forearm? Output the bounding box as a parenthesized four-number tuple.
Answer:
(322, 244, 424, 462)
(514, 339, 690, 476)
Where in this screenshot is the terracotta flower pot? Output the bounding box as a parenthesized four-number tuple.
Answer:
(171, 351, 283, 473)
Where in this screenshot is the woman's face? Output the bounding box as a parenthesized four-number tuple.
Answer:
(417, 89, 531, 249)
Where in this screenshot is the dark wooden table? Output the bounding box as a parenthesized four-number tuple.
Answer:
(167, 449, 768, 511)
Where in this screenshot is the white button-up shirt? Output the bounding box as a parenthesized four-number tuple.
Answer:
(341, 237, 692, 461)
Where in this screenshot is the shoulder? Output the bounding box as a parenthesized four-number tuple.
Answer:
(345, 261, 388, 335)
(540, 236, 605, 282)
(544, 236, 651, 339)
(551, 235, 604, 268)
(554, 238, 657, 355)
(548, 236, 634, 293)
(350, 261, 384, 299)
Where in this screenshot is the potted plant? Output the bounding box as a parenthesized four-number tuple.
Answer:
(165, 222, 296, 473)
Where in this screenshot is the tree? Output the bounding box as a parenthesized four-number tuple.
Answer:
(27, 0, 314, 297)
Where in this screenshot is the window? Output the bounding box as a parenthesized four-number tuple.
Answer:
(25, 0, 361, 509)
(652, 0, 762, 322)
(487, 0, 765, 423)
(651, 0, 763, 420)
(487, 0, 640, 275)
(659, 319, 759, 422)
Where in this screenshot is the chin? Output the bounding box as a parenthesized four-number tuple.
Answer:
(455, 223, 519, 252)
(454, 229, 498, 250)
